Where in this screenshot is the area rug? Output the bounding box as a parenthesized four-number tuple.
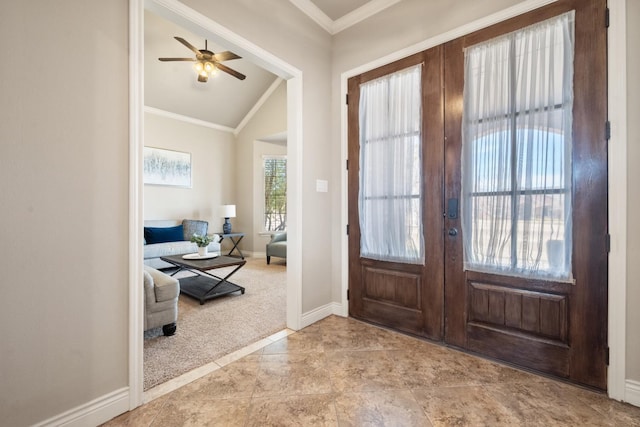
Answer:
(143, 257, 286, 390)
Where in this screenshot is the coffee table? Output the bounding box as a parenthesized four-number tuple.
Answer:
(160, 254, 246, 305)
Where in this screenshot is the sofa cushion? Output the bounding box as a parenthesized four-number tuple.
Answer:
(144, 225, 184, 244)
(182, 219, 208, 241)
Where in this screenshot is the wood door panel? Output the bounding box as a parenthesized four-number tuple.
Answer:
(468, 281, 568, 343)
(362, 266, 422, 310)
(467, 323, 570, 378)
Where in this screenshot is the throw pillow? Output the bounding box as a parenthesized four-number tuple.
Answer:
(144, 225, 184, 244)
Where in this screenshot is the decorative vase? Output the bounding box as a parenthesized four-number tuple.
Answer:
(198, 246, 208, 257)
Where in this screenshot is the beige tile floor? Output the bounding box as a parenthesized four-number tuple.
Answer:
(104, 315, 640, 426)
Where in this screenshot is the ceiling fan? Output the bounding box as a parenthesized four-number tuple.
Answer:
(158, 37, 246, 83)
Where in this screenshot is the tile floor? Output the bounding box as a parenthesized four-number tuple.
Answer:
(104, 315, 640, 426)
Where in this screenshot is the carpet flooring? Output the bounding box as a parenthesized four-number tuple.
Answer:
(143, 257, 286, 390)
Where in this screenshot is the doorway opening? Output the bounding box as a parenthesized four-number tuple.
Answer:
(129, 0, 303, 408)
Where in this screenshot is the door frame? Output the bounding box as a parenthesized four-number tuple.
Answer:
(341, 0, 628, 400)
(129, 0, 304, 409)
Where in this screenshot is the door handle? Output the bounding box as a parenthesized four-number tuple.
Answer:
(448, 228, 458, 236)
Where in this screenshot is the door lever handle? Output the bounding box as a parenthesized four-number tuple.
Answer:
(448, 228, 458, 236)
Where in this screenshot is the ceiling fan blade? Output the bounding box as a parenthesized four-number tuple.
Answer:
(216, 63, 246, 80)
(214, 51, 241, 62)
(174, 36, 201, 55)
(158, 58, 196, 62)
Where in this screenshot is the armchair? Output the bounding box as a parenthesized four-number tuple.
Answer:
(266, 232, 287, 264)
(143, 265, 179, 336)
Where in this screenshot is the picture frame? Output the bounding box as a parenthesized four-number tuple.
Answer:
(143, 146, 192, 188)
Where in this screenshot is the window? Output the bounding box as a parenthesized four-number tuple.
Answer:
(462, 12, 574, 281)
(263, 156, 286, 231)
(358, 64, 424, 264)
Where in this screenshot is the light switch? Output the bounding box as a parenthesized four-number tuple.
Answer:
(316, 179, 328, 192)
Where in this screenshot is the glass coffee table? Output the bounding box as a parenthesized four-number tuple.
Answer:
(160, 254, 246, 305)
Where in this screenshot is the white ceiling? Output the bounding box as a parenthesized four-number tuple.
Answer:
(144, 10, 279, 129)
(310, 0, 372, 20)
(291, 0, 402, 34)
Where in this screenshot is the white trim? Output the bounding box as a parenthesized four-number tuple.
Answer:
(340, 0, 627, 397)
(286, 76, 303, 331)
(144, 106, 235, 133)
(333, 0, 403, 34)
(289, 0, 402, 34)
(607, 0, 628, 402)
(287, 0, 333, 34)
(625, 380, 640, 407)
(131, 0, 304, 413)
(234, 78, 284, 136)
(301, 302, 344, 328)
(129, 0, 145, 411)
(32, 388, 129, 427)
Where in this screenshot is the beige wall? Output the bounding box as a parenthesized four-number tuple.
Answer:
(235, 82, 287, 253)
(144, 113, 236, 230)
(0, 1, 129, 426)
(1, 0, 637, 425)
(626, 0, 640, 382)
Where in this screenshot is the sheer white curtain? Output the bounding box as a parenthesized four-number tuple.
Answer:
(359, 64, 424, 264)
(462, 12, 574, 281)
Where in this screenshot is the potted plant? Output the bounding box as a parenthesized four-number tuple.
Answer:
(191, 233, 214, 256)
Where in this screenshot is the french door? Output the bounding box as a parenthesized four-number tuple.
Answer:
(348, 0, 608, 389)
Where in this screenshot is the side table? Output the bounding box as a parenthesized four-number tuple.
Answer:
(216, 232, 245, 259)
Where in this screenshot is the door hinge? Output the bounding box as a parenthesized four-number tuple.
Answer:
(347, 289, 350, 300)
(606, 347, 610, 365)
(605, 8, 610, 28)
(346, 224, 349, 235)
(346, 159, 349, 170)
(606, 234, 611, 253)
(605, 121, 611, 141)
(345, 94, 349, 105)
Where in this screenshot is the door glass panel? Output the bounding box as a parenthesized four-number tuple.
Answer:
(358, 64, 424, 264)
(462, 12, 574, 281)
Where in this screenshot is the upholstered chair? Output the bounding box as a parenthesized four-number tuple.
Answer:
(266, 232, 287, 264)
(143, 265, 179, 336)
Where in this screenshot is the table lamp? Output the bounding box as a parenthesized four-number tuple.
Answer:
(219, 204, 236, 234)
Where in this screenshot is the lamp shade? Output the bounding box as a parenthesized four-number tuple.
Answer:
(219, 204, 236, 218)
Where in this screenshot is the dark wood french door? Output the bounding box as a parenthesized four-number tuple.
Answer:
(348, 48, 445, 340)
(348, 0, 608, 389)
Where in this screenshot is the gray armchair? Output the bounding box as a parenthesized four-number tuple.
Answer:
(266, 232, 287, 264)
(143, 265, 179, 336)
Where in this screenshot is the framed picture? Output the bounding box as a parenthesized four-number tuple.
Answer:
(143, 146, 192, 188)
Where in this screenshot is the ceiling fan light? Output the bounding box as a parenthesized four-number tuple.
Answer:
(194, 62, 204, 72)
(204, 62, 214, 73)
(197, 74, 208, 83)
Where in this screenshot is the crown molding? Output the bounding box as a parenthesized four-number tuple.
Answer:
(333, 0, 402, 34)
(288, 0, 333, 33)
(289, 0, 402, 35)
(144, 106, 235, 133)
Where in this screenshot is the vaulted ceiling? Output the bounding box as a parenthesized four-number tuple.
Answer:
(145, 1, 399, 130)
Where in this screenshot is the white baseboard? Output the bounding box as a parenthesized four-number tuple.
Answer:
(625, 380, 640, 407)
(33, 387, 129, 427)
(301, 302, 344, 329)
